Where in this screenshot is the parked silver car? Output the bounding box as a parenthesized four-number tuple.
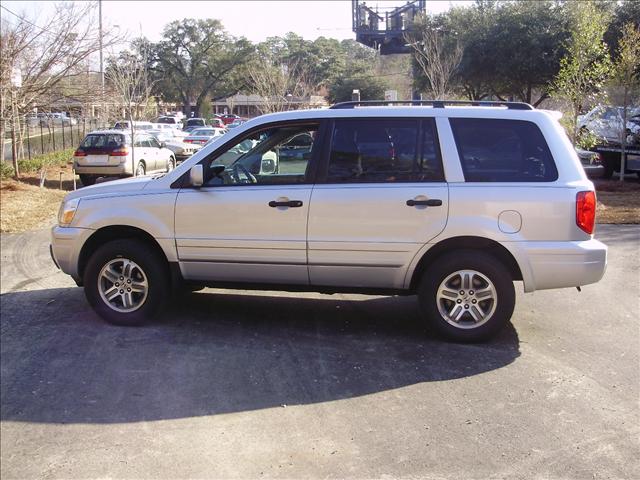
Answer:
(73, 130, 176, 186)
(53, 101, 607, 342)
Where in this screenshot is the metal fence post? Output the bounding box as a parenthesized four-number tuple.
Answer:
(52, 123, 56, 152)
(62, 121, 66, 150)
(40, 121, 44, 154)
(27, 122, 31, 160)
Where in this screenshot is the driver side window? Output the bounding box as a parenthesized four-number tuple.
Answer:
(203, 123, 319, 187)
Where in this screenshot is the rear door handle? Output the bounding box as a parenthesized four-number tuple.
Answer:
(269, 200, 303, 208)
(406, 198, 443, 207)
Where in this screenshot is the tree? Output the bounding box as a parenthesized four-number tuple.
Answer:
(0, 2, 120, 177)
(149, 19, 253, 116)
(405, 14, 463, 100)
(106, 43, 155, 173)
(328, 75, 388, 103)
(607, 23, 640, 182)
(551, 2, 612, 145)
(247, 57, 312, 114)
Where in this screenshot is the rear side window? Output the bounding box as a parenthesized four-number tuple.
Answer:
(326, 119, 444, 183)
(450, 118, 558, 182)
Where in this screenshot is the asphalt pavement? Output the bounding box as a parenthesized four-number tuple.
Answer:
(1, 224, 638, 479)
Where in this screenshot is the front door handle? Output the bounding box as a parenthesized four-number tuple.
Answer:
(269, 200, 303, 208)
(406, 198, 443, 207)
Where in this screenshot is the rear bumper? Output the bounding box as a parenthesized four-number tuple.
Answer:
(74, 162, 131, 175)
(511, 239, 607, 292)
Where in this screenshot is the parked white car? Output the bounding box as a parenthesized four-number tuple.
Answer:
(53, 101, 607, 342)
(578, 105, 640, 144)
(73, 130, 176, 186)
(148, 129, 201, 162)
(113, 120, 155, 131)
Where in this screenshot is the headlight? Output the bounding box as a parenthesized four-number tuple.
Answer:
(58, 198, 80, 226)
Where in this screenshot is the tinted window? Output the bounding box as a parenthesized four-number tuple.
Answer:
(450, 118, 558, 182)
(326, 119, 443, 183)
(187, 119, 205, 127)
(80, 134, 126, 150)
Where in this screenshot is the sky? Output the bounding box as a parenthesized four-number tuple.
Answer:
(2, 0, 472, 44)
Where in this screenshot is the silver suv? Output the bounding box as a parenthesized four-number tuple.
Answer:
(52, 101, 607, 342)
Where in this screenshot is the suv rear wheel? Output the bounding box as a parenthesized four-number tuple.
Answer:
(418, 250, 515, 342)
(83, 239, 169, 326)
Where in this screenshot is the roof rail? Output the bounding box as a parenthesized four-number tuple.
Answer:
(330, 100, 534, 110)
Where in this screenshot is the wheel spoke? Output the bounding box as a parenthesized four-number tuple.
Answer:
(439, 288, 458, 299)
(122, 291, 134, 309)
(105, 286, 120, 301)
(130, 281, 146, 293)
(122, 260, 132, 278)
(475, 286, 494, 300)
(462, 272, 471, 290)
(469, 305, 483, 323)
(103, 266, 119, 283)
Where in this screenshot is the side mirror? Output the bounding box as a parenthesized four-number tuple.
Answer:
(190, 164, 204, 188)
(160, 142, 166, 149)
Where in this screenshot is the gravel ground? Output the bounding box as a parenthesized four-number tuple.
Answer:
(1, 224, 638, 479)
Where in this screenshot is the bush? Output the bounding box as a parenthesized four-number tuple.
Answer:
(0, 148, 74, 180)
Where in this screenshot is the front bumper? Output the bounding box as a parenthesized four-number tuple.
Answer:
(50, 225, 93, 282)
(513, 238, 607, 292)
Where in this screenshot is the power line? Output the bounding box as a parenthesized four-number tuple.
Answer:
(0, 5, 57, 36)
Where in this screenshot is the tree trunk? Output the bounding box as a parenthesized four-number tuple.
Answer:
(11, 91, 20, 179)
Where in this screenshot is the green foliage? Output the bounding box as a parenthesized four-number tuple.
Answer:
(328, 76, 388, 103)
(412, 1, 569, 104)
(148, 19, 254, 115)
(552, 1, 612, 145)
(0, 149, 74, 180)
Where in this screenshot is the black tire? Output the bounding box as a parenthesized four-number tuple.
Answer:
(79, 174, 96, 186)
(135, 161, 146, 177)
(83, 239, 170, 326)
(601, 152, 617, 179)
(417, 250, 515, 342)
(167, 156, 175, 172)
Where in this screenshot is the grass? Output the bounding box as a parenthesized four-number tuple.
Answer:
(0, 148, 75, 180)
(1, 181, 67, 233)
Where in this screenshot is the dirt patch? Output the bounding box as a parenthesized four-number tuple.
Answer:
(595, 179, 640, 224)
(1, 163, 76, 233)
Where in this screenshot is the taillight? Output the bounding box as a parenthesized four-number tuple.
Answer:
(109, 147, 129, 157)
(184, 139, 193, 143)
(576, 191, 596, 234)
(74, 149, 86, 157)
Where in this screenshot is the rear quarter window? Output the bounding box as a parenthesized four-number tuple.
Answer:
(450, 118, 558, 182)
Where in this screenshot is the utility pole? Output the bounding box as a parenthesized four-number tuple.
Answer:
(99, 0, 105, 120)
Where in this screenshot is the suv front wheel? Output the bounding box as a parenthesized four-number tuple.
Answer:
(418, 250, 515, 342)
(83, 239, 169, 326)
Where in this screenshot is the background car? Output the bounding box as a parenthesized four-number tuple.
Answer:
(155, 116, 183, 129)
(227, 119, 246, 129)
(182, 118, 207, 132)
(113, 120, 155, 131)
(73, 130, 176, 186)
(149, 128, 202, 162)
(221, 114, 242, 125)
(184, 126, 227, 145)
(578, 106, 640, 144)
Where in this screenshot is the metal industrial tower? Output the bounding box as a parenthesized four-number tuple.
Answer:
(352, 0, 426, 55)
